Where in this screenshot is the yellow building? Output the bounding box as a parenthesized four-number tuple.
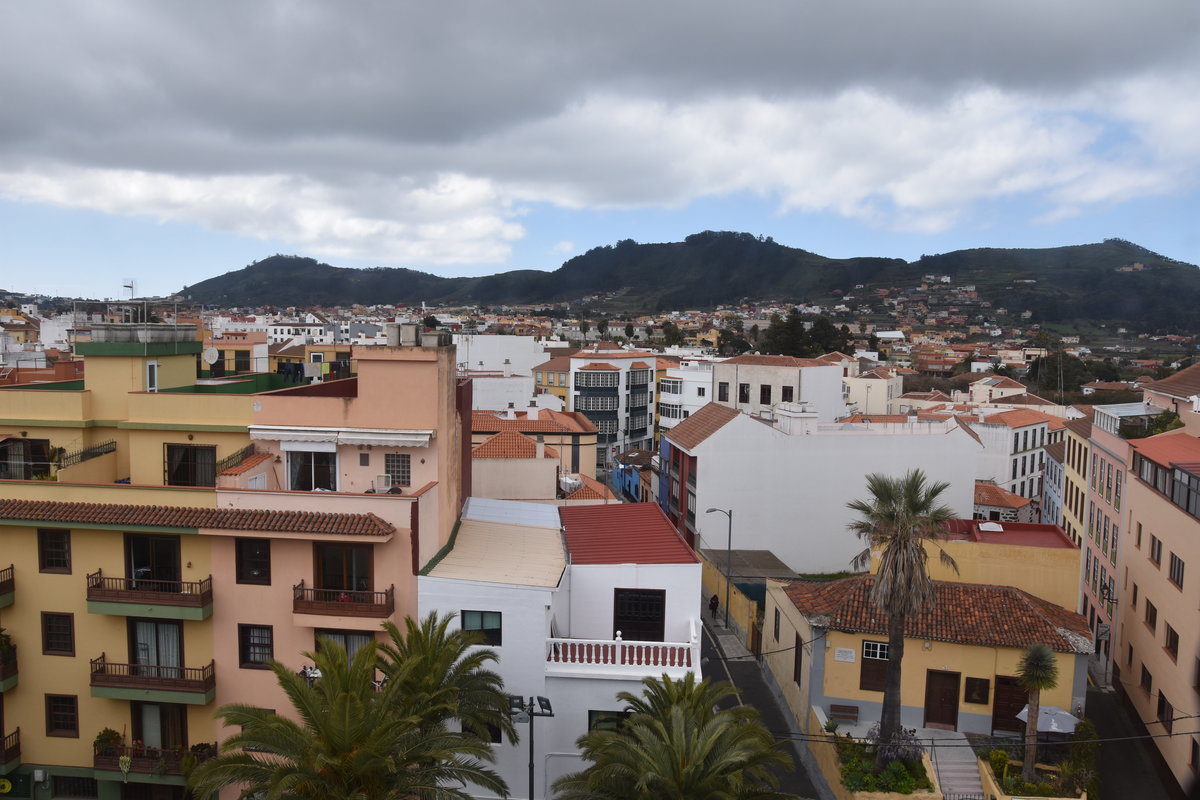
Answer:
(764, 575, 1091, 736)
(1059, 416, 1092, 548)
(531, 355, 571, 404)
(0, 320, 464, 800)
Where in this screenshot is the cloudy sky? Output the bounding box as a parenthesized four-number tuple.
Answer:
(1, 1, 1198, 300)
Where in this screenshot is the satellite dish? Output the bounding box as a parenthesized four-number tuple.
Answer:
(202, 347, 220, 365)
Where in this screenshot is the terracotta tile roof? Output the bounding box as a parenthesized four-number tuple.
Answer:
(1043, 440, 1066, 464)
(578, 362, 619, 371)
(817, 351, 856, 363)
(472, 410, 598, 435)
(844, 414, 911, 423)
(978, 408, 1052, 429)
(559, 503, 697, 565)
(269, 344, 306, 357)
(899, 390, 951, 401)
(532, 356, 573, 372)
(954, 417, 983, 445)
(720, 354, 830, 368)
(1140, 362, 1200, 400)
(656, 356, 680, 369)
(781, 575, 1090, 653)
(1000, 393, 1054, 406)
(1063, 418, 1092, 439)
(663, 403, 740, 451)
(472, 430, 559, 459)
(565, 474, 616, 501)
(0, 499, 394, 536)
(1129, 431, 1200, 467)
(629, 361, 652, 369)
(218, 451, 273, 476)
(970, 375, 1026, 389)
(974, 482, 1032, 509)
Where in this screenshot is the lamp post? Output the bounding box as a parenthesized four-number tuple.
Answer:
(705, 507, 733, 629)
(509, 694, 554, 800)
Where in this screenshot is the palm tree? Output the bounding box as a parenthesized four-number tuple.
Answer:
(552, 673, 796, 800)
(847, 469, 957, 760)
(186, 636, 509, 800)
(1017, 643, 1059, 783)
(377, 611, 517, 745)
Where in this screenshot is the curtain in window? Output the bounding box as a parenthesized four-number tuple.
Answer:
(135, 621, 181, 678)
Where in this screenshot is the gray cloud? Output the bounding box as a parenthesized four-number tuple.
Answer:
(0, 0, 1196, 264)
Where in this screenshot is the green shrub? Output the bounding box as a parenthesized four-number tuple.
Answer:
(878, 759, 917, 793)
(989, 748, 1009, 780)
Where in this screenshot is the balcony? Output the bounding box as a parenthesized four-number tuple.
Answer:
(89, 653, 216, 705)
(0, 728, 18, 774)
(94, 741, 217, 780)
(293, 581, 395, 618)
(0, 644, 17, 692)
(0, 564, 11, 608)
(86, 570, 213, 620)
(545, 622, 699, 680)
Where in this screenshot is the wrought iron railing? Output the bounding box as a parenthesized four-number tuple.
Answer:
(0, 564, 11, 596)
(59, 440, 117, 469)
(216, 443, 259, 474)
(1, 728, 19, 763)
(90, 652, 215, 694)
(94, 741, 217, 775)
(0, 643, 16, 682)
(292, 581, 394, 617)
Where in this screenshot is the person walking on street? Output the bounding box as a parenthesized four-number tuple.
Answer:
(708, 594, 719, 620)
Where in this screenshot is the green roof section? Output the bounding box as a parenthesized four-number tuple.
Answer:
(75, 341, 202, 357)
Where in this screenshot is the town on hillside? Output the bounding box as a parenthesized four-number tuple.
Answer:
(0, 298, 1196, 800)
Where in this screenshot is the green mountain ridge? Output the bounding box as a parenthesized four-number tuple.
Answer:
(180, 233, 1200, 331)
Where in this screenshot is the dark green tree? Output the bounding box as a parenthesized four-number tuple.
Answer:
(1017, 643, 1059, 783)
(624, 323, 635, 339)
(422, 315, 440, 330)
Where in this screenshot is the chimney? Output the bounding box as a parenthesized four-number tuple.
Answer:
(503, 357, 511, 377)
(536, 434, 545, 459)
(527, 400, 540, 421)
(774, 402, 818, 436)
(504, 402, 517, 420)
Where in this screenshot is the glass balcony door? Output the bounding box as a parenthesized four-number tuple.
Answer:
(126, 534, 182, 591)
(131, 620, 182, 679)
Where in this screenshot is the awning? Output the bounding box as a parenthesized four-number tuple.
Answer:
(250, 425, 432, 449)
(1016, 705, 1079, 733)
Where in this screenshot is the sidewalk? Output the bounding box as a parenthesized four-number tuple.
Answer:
(701, 613, 833, 800)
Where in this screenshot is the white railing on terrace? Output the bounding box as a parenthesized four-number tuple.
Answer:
(545, 619, 699, 677)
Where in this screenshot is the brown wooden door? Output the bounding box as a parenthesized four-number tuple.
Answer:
(923, 670, 960, 730)
(993, 675, 1028, 733)
(613, 589, 665, 641)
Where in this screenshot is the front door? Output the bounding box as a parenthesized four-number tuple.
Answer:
(993, 675, 1028, 733)
(923, 670, 960, 730)
(126, 534, 181, 591)
(613, 589, 665, 642)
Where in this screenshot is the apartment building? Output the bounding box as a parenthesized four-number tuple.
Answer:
(1116, 430, 1200, 797)
(711, 354, 844, 422)
(0, 321, 467, 799)
(656, 359, 716, 435)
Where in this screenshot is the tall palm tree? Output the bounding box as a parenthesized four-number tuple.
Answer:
(376, 611, 517, 745)
(847, 469, 957, 759)
(1017, 643, 1059, 783)
(186, 636, 509, 800)
(552, 673, 796, 800)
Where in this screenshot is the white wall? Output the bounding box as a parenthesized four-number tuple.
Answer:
(470, 374, 537, 410)
(453, 334, 552, 377)
(688, 415, 979, 573)
(567, 563, 701, 642)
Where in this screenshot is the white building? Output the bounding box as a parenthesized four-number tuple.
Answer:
(711, 354, 845, 422)
(657, 359, 717, 434)
(843, 367, 905, 415)
(419, 498, 702, 800)
(960, 408, 1051, 501)
(566, 343, 657, 465)
(660, 403, 979, 573)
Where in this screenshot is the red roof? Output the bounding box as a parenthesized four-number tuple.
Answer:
(564, 474, 616, 501)
(472, 430, 559, 459)
(0, 499, 394, 536)
(663, 403, 739, 451)
(1130, 431, 1200, 467)
(559, 504, 698, 565)
(578, 362, 619, 371)
(721, 354, 829, 367)
(973, 483, 1032, 509)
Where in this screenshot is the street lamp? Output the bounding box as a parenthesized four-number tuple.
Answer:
(705, 507, 733, 629)
(509, 694, 554, 800)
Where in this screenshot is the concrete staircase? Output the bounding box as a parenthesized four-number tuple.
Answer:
(928, 730, 985, 799)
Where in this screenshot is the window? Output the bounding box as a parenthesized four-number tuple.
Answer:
(146, 361, 159, 393)
(737, 383, 750, 404)
(462, 610, 502, 646)
(1170, 553, 1185, 588)
(588, 710, 629, 732)
(289, 450, 336, 491)
(793, 634, 803, 685)
(1191, 738, 1198, 773)
(717, 382, 729, 402)
(38, 529, 71, 573)
(165, 443, 217, 487)
(696, 387, 706, 397)
(238, 624, 274, 668)
(1150, 535, 1162, 566)
(234, 350, 251, 373)
(42, 612, 74, 655)
(1145, 600, 1158, 633)
(1141, 665, 1153, 695)
(574, 371, 619, 388)
(1136, 522, 1143, 548)
(781, 385, 794, 403)
(773, 608, 780, 641)
(964, 678, 990, 704)
(315, 629, 373, 660)
(1132, 582, 1139, 609)
(1157, 693, 1174, 733)
(235, 538, 271, 584)
(359, 452, 370, 467)
(46, 694, 79, 737)
(385, 453, 411, 486)
(1166, 624, 1179, 661)
(1128, 644, 1134, 667)
(658, 379, 682, 394)
(760, 385, 772, 405)
(860, 640, 889, 692)
(53, 777, 98, 798)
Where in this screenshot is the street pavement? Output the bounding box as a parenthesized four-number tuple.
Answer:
(701, 614, 833, 800)
(1085, 685, 1188, 800)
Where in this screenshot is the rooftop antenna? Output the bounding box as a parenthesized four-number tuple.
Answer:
(122, 278, 138, 300)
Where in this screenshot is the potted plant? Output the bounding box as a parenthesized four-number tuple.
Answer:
(94, 727, 123, 756)
(0, 627, 12, 656)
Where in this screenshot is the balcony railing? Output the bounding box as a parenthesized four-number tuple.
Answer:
(292, 581, 395, 618)
(0, 564, 12, 597)
(94, 741, 217, 776)
(59, 440, 117, 469)
(90, 653, 216, 695)
(215, 443, 259, 474)
(86, 570, 213, 608)
(0, 644, 17, 685)
(546, 622, 699, 677)
(1, 728, 19, 765)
